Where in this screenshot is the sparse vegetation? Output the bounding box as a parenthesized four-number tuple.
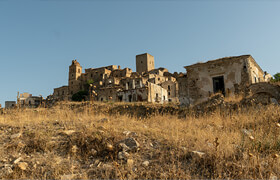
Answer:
(271, 73, 280, 83)
(0, 101, 279, 179)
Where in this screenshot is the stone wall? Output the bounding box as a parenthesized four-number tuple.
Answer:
(117, 87, 148, 102)
(177, 75, 189, 105)
(161, 80, 179, 102)
(247, 56, 265, 84)
(83, 68, 111, 84)
(136, 53, 155, 74)
(97, 87, 119, 102)
(5, 101, 16, 108)
(116, 82, 168, 103)
(148, 82, 168, 103)
(248, 82, 280, 100)
(185, 56, 251, 104)
(53, 86, 68, 101)
(110, 68, 132, 78)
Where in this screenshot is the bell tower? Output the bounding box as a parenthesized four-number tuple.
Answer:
(68, 60, 82, 97)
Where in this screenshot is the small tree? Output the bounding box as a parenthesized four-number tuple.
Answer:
(271, 73, 280, 83)
(273, 73, 280, 82)
(72, 91, 88, 101)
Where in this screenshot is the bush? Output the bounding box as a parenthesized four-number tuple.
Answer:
(72, 91, 88, 101)
(271, 73, 280, 82)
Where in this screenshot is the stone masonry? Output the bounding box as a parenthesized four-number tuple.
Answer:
(179, 55, 272, 105)
(53, 53, 172, 103)
(52, 54, 271, 105)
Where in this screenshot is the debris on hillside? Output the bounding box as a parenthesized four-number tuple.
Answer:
(1, 101, 280, 179)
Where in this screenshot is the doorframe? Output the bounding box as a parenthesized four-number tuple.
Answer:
(212, 76, 226, 96)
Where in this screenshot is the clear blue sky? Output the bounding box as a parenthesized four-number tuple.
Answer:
(1, 0, 280, 106)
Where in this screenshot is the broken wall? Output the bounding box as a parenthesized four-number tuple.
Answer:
(117, 87, 148, 102)
(161, 80, 179, 102)
(148, 82, 168, 103)
(84, 68, 111, 83)
(53, 86, 69, 101)
(185, 56, 251, 104)
(178, 75, 189, 105)
(110, 68, 132, 78)
(97, 87, 119, 102)
(247, 56, 266, 84)
(5, 101, 16, 108)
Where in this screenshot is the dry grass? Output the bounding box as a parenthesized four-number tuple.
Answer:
(224, 94, 244, 103)
(0, 103, 279, 179)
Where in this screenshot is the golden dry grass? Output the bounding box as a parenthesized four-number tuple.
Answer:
(0, 103, 279, 179)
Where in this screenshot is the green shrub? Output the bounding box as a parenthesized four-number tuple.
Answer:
(271, 73, 280, 82)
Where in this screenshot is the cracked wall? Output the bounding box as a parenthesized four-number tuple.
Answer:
(183, 55, 267, 104)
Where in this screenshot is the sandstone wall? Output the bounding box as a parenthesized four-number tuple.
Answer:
(161, 80, 179, 102)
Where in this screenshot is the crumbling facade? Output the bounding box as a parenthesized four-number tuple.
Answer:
(180, 55, 272, 105)
(52, 53, 175, 103)
(19, 93, 42, 108)
(52, 54, 271, 105)
(116, 82, 167, 103)
(53, 86, 68, 101)
(160, 77, 179, 102)
(5, 101, 16, 108)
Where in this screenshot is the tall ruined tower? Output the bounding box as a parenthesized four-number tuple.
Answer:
(68, 60, 82, 97)
(136, 53, 155, 74)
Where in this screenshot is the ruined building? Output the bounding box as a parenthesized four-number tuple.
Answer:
(52, 53, 177, 103)
(5, 101, 16, 108)
(52, 53, 271, 105)
(179, 55, 272, 105)
(18, 93, 43, 108)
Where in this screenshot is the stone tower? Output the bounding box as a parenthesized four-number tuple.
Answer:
(68, 60, 82, 97)
(136, 53, 155, 74)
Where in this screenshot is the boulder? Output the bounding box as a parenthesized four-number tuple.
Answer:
(118, 138, 140, 152)
(17, 162, 28, 171)
(62, 130, 76, 136)
(118, 151, 130, 160)
(142, 160, 150, 167)
(13, 157, 22, 164)
(11, 133, 22, 139)
(192, 151, 205, 158)
(127, 159, 134, 167)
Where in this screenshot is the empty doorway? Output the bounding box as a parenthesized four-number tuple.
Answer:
(128, 95, 132, 102)
(212, 76, 225, 96)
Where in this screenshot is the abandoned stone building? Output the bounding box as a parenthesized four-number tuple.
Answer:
(5, 101, 16, 108)
(52, 53, 272, 105)
(179, 55, 272, 105)
(18, 93, 43, 108)
(4, 93, 43, 109)
(52, 53, 175, 103)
